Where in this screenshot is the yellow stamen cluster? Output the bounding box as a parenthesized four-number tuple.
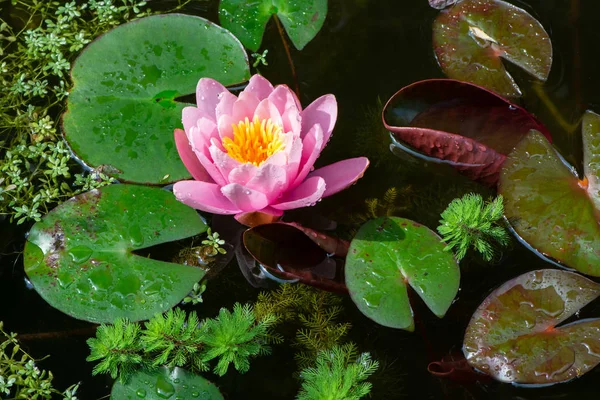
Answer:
(223, 116, 285, 166)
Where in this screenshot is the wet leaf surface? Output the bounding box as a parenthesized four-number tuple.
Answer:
(23, 185, 206, 323)
(219, 0, 327, 51)
(345, 217, 460, 331)
(464, 269, 600, 385)
(243, 222, 348, 292)
(63, 15, 250, 184)
(499, 112, 600, 276)
(111, 367, 223, 399)
(429, 0, 458, 10)
(383, 79, 550, 186)
(433, 0, 552, 97)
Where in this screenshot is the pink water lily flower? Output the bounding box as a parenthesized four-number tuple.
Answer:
(173, 75, 369, 218)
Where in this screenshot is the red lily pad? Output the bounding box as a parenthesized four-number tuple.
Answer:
(464, 269, 600, 385)
(433, 0, 552, 97)
(499, 112, 600, 276)
(382, 79, 550, 186)
(242, 222, 349, 293)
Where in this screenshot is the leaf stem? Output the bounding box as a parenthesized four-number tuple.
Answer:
(273, 14, 301, 98)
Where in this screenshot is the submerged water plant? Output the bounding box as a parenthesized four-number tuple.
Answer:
(173, 74, 369, 219)
(437, 193, 509, 261)
(296, 344, 378, 400)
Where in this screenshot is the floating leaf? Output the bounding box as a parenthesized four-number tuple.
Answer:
(23, 185, 206, 323)
(345, 217, 460, 331)
(433, 0, 552, 97)
(63, 15, 250, 184)
(111, 367, 223, 399)
(499, 112, 600, 276)
(219, 0, 327, 51)
(464, 269, 600, 385)
(383, 79, 550, 186)
(243, 222, 348, 293)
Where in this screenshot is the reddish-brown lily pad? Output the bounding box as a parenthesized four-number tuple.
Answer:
(464, 269, 600, 385)
(382, 79, 550, 186)
(433, 0, 552, 97)
(243, 222, 349, 293)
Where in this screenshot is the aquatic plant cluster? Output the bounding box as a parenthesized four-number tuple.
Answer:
(4, 0, 600, 398)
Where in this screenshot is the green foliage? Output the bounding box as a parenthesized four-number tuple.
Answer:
(437, 193, 510, 261)
(201, 228, 227, 256)
(0, 321, 79, 399)
(182, 282, 207, 305)
(254, 284, 351, 369)
(296, 344, 379, 400)
(86, 318, 145, 381)
(87, 304, 275, 382)
(198, 304, 276, 376)
(0, 0, 190, 223)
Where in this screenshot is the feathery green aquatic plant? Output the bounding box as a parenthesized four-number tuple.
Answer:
(87, 305, 275, 382)
(437, 193, 509, 261)
(296, 344, 379, 400)
(0, 0, 190, 223)
(0, 322, 80, 399)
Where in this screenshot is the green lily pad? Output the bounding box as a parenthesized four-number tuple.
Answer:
(433, 0, 552, 97)
(345, 217, 460, 331)
(499, 112, 600, 276)
(23, 184, 206, 323)
(111, 367, 224, 399)
(219, 0, 327, 51)
(63, 14, 250, 184)
(464, 269, 600, 385)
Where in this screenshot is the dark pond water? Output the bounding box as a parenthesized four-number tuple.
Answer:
(3, 0, 600, 398)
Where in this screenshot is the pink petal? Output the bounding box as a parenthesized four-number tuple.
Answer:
(182, 107, 202, 133)
(221, 183, 269, 212)
(246, 163, 287, 201)
(215, 91, 237, 121)
(272, 176, 326, 210)
(228, 163, 258, 186)
(300, 94, 337, 144)
(174, 180, 241, 214)
(217, 114, 235, 141)
(268, 85, 302, 133)
(188, 129, 227, 186)
(209, 144, 239, 182)
(292, 124, 324, 187)
(232, 91, 260, 122)
(243, 75, 274, 101)
(254, 99, 283, 128)
(189, 117, 218, 151)
(174, 128, 212, 182)
(285, 137, 302, 188)
(309, 157, 370, 198)
(196, 78, 228, 121)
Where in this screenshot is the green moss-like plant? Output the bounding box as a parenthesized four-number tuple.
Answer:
(0, 322, 79, 399)
(296, 344, 378, 400)
(86, 304, 275, 382)
(437, 193, 510, 261)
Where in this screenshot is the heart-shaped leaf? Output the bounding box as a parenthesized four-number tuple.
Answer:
(243, 222, 349, 293)
(110, 367, 223, 399)
(383, 79, 550, 186)
(345, 217, 460, 331)
(23, 184, 206, 323)
(499, 112, 600, 276)
(63, 14, 250, 184)
(464, 269, 600, 385)
(433, 0, 552, 97)
(219, 0, 327, 51)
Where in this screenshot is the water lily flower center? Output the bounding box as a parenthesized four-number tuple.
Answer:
(223, 116, 285, 166)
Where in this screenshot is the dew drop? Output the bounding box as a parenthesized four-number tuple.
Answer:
(155, 375, 175, 399)
(136, 389, 147, 398)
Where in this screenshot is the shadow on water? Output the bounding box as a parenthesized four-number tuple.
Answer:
(3, 0, 600, 398)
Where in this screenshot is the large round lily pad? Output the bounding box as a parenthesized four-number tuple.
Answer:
(433, 0, 552, 97)
(345, 217, 460, 331)
(111, 367, 223, 399)
(219, 0, 327, 51)
(63, 14, 250, 184)
(464, 269, 600, 385)
(499, 112, 600, 276)
(23, 184, 206, 323)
